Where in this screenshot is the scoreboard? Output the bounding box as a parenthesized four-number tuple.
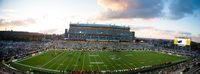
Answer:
(174, 37, 191, 46)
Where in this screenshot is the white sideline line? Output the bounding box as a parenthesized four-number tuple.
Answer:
(41, 51, 65, 67)
(3, 63, 17, 70)
(17, 51, 47, 62)
(15, 62, 59, 72)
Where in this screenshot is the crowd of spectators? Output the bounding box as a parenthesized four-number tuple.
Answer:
(1, 39, 199, 62)
(46, 40, 199, 56)
(0, 38, 199, 74)
(0, 41, 51, 62)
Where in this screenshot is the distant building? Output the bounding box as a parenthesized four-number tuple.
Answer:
(65, 29, 68, 38)
(65, 23, 135, 42)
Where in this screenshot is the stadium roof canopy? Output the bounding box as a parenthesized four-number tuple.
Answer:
(70, 23, 130, 29)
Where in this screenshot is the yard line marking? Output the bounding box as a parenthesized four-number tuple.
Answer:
(136, 52, 146, 66)
(122, 52, 136, 67)
(65, 51, 76, 70)
(92, 52, 100, 71)
(41, 51, 65, 67)
(47, 51, 67, 69)
(73, 52, 81, 70)
(88, 52, 93, 71)
(127, 52, 144, 67)
(107, 52, 124, 70)
(100, 52, 115, 70)
(100, 52, 116, 70)
(81, 52, 85, 71)
(56, 51, 72, 70)
(55, 51, 70, 70)
(127, 52, 141, 67)
(98, 51, 108, 70)
(116, 53, 132, 69)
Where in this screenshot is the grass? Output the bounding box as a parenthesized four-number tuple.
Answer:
(10, 50, 188, 73)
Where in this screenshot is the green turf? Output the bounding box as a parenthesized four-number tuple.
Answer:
(10, 50, 188, 72)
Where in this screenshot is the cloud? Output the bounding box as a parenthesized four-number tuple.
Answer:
(98, 0, 128, 11)
(133, 27, 194, 40)
(1, 9, 15, 13)
(0, 18, 36, 27)
(133, 27, 200, 43)
(39, 28, 64, 34)
(97, 0, 164, 20)
(191, 36, 200, 43)
(169, 0, 200, 19)
(40, 28, 58, 34)
(133, 27, 174, 39)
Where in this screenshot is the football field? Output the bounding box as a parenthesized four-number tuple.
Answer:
(10, 50, 187, 72)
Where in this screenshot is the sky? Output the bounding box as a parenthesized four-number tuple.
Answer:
(0, 0, 200, 42)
